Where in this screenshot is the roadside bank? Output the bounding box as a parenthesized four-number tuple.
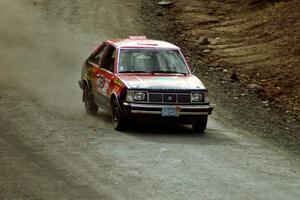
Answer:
(141, 0, 300, 154)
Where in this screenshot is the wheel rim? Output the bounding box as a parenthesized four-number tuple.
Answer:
(84, 90, 91, 109)
(113, 104, 119, 123)
(85, 101, 90, 110)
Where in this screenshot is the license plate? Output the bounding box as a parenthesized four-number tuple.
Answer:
(162, 106, 180, 117)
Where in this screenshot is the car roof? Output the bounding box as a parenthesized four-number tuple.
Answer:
(106, 36, 180, 49)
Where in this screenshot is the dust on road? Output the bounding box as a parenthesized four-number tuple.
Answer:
(0, 0, 299, 200)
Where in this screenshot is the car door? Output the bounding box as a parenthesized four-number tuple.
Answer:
(85, 43, 106, 107)
(93, 44, 117, 111)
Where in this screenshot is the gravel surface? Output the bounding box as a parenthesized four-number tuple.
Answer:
(0, 0, 299, 199)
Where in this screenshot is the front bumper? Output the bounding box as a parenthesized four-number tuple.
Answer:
(123, 102, 213, 116)
(122, 102, 213, 124)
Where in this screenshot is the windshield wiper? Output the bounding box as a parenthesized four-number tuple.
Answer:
(151, 70, 187, 75)
(119, 70, 150, 73)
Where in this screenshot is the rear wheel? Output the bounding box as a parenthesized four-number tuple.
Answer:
(192, 115, 208, 134)
(111, 99, 127, 131)
(83, 87, 98, 115)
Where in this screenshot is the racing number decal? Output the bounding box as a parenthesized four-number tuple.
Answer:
(97, 75, 110, 95)
(101, 80, 110, 94)
(98, 76, 105, 89)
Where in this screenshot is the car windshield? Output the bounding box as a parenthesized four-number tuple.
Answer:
(118, 49, 190, 74)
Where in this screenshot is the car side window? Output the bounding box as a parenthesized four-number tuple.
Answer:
(90, 45, 106, 66)
(100, 45, 116, 73)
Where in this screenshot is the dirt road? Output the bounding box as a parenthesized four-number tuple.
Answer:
(0, 0, 299, 199)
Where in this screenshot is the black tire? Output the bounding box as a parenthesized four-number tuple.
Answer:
(111, 99, 126, 131)
(192, 115, 208, 134)
(83, 87, 98, 116)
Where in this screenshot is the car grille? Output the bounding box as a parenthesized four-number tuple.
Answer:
(148, 93, 191, 103)
(149, 93, 163, 102)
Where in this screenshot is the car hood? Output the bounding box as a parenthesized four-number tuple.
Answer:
(118, 74, 206, 90)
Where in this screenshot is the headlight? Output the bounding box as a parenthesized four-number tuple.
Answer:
(134, 92, 147, 101)
(191, 93, 204, 102)
(126, 91, 147, 102)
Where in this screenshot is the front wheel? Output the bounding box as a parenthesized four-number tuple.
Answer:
(192, 115, 208, 134)
(83, 87, 98, 115)
(111, 99, 127, 131)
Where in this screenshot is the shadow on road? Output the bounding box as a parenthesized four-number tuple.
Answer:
(94, 111, 113, 124)
(123, 124, 238, 146)
(91, 111, 238, 146)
